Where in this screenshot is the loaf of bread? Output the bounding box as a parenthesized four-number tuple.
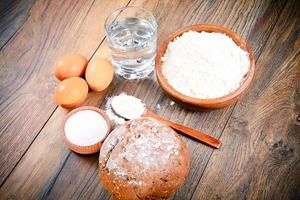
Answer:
(99, 117, 190, 200)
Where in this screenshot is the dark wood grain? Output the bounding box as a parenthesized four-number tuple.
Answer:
(0, 0, 36, 49)
(192, 0, 300, 199)
(0, 0, 295, 199)
(0, 0, 130, 189)
(37, 0, 287, 199)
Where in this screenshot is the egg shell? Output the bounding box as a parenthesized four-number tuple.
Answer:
(54, 54, 88, 80)
(63, 106, 112, 154)
(54, 77, 88, 109)
(85, 57, 114, 92)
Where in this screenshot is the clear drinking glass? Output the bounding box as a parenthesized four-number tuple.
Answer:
(105, 6, 157, 79)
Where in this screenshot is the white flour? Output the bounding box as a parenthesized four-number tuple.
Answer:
(104, 93, 145, 126)
(105, 97, 126, 126)
(162, 31, 250, 99)
(111, 94, 145, 120)
(170, 101, 175, 106)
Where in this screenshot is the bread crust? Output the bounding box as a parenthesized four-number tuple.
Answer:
(99, 117, 190, 200)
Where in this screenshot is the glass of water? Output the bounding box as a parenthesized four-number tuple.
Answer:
(105, 6, 157, 79)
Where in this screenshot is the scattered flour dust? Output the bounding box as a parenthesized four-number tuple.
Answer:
(161, 31, 250, 99)
(100, 118, 182, 184)
(156, 104, 161, 110)
(170, 101, 175, 106)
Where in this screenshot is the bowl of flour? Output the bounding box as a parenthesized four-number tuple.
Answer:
(155, 24, 255, 109)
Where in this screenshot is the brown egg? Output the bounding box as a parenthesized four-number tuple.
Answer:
(54, 54, 88, 80)
(85, 57, 114, 92)
(55, 77, 88, 109)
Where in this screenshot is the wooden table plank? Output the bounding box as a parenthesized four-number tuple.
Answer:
(0, 0, 130, 188)
(0, 0, 36, 49)
(192, 0, 300, 199)
(10, 0, 285, 199)
(0, 0, 294, 199)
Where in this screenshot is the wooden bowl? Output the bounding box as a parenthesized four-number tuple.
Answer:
(155, 24, 255, 109)
(63, 106, 112, 154)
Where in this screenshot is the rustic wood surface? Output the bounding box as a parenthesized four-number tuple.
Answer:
(0, 0, 36, 49)
(0, 0, 299, 199)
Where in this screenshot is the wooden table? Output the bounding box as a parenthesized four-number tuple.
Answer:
(0, 0, 299, 199)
